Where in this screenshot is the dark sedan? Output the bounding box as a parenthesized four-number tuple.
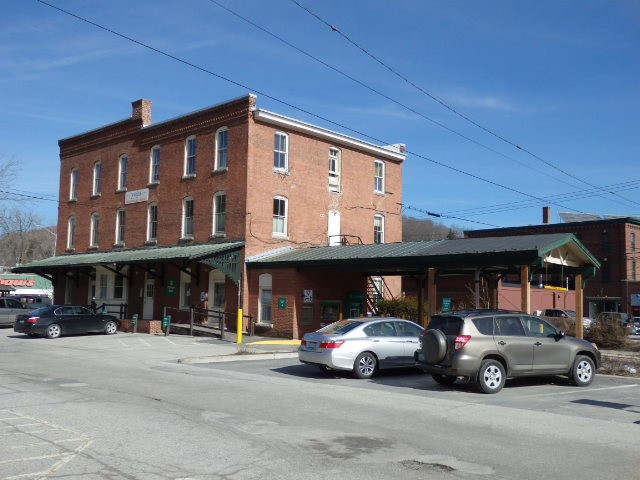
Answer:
(14, 305, 120, 339)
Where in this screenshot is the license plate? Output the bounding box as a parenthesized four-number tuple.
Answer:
(306, 341, 318, 351)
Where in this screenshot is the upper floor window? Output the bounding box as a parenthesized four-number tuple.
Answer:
(150, 145, 160, 184)
(328, 148, 341, 192)
(93, 162, 102, 196)
(374, 160, 385, 194)
(631, 232, 636, 251)
(90, 212, 100, 247)
(601, 259, 610, 283)
(273, 196, 288, 237)
(185, 136, 197, 176)
(69, 168, 78, 201)
(182, 197, 194, 238)
(215, 127, 228, 170)
(118, 155, 128, 190)
(147, 203, 158, 242)
(115, 209, 126, 245)
(274, 132, 289, 172)
(632, 260, 637, 281)
(213, 192, 226, 236)
(374, 214, 385, 244)
(67, 216, 76, 250)
(602, 230, 610, 253)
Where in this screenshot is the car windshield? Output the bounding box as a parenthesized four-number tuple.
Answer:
(318, 320, 364, 335)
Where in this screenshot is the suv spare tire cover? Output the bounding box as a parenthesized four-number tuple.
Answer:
(423, 329, 447, 364)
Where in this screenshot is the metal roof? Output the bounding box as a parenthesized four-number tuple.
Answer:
(12, 242, 245, 271)
(247, 234, 600, 276)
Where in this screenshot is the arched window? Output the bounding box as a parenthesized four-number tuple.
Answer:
(90, 212, 100, 247)
(67, 216, 76, 250)
(69, 168, 78, 200)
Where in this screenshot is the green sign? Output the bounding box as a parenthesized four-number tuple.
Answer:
(162, 315, 171, 329)
(442, 297, 452, 312)
(132, 314, 138, 326)
(166, 278, 178, 297)
(278, 297, 288, 309)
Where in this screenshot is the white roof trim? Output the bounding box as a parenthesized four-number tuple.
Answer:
(253, 110, 406, 162)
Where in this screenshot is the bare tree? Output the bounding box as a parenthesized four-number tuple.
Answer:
(0, 209, 55, 267)
(402, 215, 462, 241)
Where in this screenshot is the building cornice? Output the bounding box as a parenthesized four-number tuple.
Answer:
(253, 109, 406, 162)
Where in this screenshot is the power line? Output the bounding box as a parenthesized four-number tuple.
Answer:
(289, 0, 640, 209)
(33, 1, 587, 216)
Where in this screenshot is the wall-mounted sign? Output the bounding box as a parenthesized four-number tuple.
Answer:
(441, 297, 452, 312)
(278, 297, 288, 309)
(166, 278, 178, 297)
(125, 188, 149, 204)
(303, 289, 313, 303)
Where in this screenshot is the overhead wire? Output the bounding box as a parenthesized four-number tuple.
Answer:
(289, 0, 640, 209)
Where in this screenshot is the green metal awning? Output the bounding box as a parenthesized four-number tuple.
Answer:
(13, 242, 245, 284)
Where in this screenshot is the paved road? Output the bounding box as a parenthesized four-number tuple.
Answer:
(1, 328, 639, 480)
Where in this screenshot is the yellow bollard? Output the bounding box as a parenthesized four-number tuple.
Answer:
(237, 308, 243, 344)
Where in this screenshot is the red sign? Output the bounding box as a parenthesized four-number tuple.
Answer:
(0, 278, 36, 287)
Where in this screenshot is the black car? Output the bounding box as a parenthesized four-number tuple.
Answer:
(14, 305, 120, 339)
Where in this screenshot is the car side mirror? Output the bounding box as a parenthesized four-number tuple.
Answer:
(554, 331, 565, 342)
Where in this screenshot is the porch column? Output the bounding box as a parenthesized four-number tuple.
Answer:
(575, 273, 584, 339)
(488, 274, 499, 309)
(416, 274, 426, 327)
(427, 268, 437, 320)
(520, 265, 531, 314)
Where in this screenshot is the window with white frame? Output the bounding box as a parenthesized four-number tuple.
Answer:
(182, 197, 194, 238)
(328, 148, 341, 192)
(69, 168, 78, 201)
(115, 209, 126, 245)
(273, 196, 288, 236)
(258, 273, 273, 325)
(185, 135, 197, 176)
(273, 132, 289, 172)
(215, 127, 228, 170)
(118, 155, 128, 190)
(90, 212, 100, 247)
(180, 271, 191, 309)
(114, 274, 124, 299)
(150, 145, 160, 184)
(67, 216, 76, 250)
(374, 214, 384, 244)
(213, 192, 226, 236)
(374, 160, 385, 194)
(93, 162, 102, 196)
(147, 203, 158, 242)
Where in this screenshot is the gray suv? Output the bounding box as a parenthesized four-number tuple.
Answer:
(415, 310, 601, 393)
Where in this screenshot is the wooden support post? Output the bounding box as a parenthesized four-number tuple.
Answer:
(427, 268, 437, 321)
(520, 265, 531, 314)
(575, 273, 584, 339)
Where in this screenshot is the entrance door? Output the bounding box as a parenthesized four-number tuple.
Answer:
(208, 270, 226, 324)
(143, 278, 155, 319)
(328, 210, 341, 246)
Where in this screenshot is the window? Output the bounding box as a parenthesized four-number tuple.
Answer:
(182, 197, 194, 238)
(374, 160, 385, 193)
(259, 273, 273, 325)
(328, 148, 341, 192)
(69, 168, 78, 201)
(213, 192, 226, 236)
(116, 209, 126, 245)
(150, 146, 160, 184)
(374, 214, 384, 244)
(118, 155, 128, 190)
(273, 196, 288, 236)
(632, 260, 637, 281)
(147, 203, 158, 242)
(522, 316, 557, 338)
(114, 275, 124, 299)
(98, 274, 108, 299)
(495, 316, 526, 336)
(180, 271, 191, 309)
(185, 136, 197, 176)
(215, 127, 228, 170)
(90, 213, 100, 247)
(274, 132, 288, 172)
(631, 233, 636, 252)
(93, 162, 102, 196)
(67, 216, 76, 250)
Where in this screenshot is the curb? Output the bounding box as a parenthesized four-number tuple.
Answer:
(179, 352, 299, 364)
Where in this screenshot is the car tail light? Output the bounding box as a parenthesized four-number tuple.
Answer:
(300, 339, 307, 346)
(319, 340, 345, 349)
(27, 317, 40, 324)
(454, 335, 471, 350)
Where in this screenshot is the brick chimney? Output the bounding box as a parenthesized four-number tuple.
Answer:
(543, 206, 551, 224)
(131, 99, 152, 126)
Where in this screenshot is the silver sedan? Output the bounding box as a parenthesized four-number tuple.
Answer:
(298, 317, 424, 379)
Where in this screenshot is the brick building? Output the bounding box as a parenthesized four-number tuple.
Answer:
(465, 212, 640, 317)
(25, 94, 405, 337)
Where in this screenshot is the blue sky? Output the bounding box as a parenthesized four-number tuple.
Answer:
(1, 0, 639, 231)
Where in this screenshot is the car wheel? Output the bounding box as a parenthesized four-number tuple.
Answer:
(46, 324, 62, 339)
(569, 355, 595, 386)
(104, 320, 118, 335)
(353, 352, 377, 379)
(476, 359, 506, 394)
(423, 329, 447, 364)
(431, 373, 457, 386)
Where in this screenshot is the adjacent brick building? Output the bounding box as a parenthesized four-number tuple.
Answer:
(50, 94, 405, 337)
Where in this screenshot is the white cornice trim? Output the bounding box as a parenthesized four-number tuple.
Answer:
(253, 110, 406, 162)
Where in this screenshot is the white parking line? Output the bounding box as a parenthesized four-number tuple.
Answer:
(524, 383, 640, 398)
